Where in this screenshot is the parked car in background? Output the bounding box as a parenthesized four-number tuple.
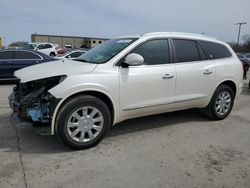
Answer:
(6, 42, 34, 50)
(30, 42, 58, 57)
(0, 49, 56, 81)
(237, 53, 250, 79)
(56, 47, 69, 55)
(245, 53, 250, 62)
(237, 53, 250, 65)
(56, 50, 87, 60)
(9, 32, 243, 149)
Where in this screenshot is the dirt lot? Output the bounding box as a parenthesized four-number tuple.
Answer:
(1, 79, 250, 188)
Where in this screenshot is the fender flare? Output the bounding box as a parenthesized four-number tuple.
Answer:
(50, 89, 117, 135)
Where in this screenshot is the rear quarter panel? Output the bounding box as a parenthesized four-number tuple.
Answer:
(212, 55, 243, 100)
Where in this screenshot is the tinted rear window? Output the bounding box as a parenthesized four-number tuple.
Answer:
(201, 41, 231, 59)
(197, 42, 207, 60)
(173, 39, 200, 63)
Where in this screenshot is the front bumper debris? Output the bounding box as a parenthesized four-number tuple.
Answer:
(9, 87, 21, 124)
(8, 83, 60, 125)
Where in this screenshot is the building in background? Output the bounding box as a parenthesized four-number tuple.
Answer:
(31, 34, 109, 49)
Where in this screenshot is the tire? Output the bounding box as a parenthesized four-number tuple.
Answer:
(56, 95, 111, 149)
(50, 52, 55, 57)
(203, 85, 235, 120)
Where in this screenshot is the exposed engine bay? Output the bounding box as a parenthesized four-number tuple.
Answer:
(9, 76, 64, 127)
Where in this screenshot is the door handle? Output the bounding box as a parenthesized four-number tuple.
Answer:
(162, 74, 174, 79)
(203, 70, 213, 75)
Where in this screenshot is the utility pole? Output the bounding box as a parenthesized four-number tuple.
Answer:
(235, 22, 246, 46)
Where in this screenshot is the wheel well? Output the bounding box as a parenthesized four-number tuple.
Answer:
(50, 52, 55, 55)
(219, 80, 237, 96)
(58, 91, 114, 124)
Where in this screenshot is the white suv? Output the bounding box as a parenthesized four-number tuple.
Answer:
(10, 32, 243, 149)
(30, 42, 58, 56)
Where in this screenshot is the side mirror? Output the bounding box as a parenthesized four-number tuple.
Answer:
(124, 53, 144, 66)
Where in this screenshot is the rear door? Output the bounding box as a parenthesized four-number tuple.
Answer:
(0, 51, 16, 79)
(172, 39, 215, 108)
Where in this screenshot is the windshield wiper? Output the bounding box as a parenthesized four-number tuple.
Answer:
(74, 58, 98, 64)
(75, 59, 87, 62)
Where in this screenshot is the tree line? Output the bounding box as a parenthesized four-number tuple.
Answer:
(228, 34, 250, 53)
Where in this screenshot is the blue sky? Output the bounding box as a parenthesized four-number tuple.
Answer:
(0, 0, 249, 45)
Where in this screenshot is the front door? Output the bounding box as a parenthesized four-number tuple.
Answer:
(119, 39, 176, 119)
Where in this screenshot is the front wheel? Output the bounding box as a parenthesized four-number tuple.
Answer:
(203, 85, 235, 120)
(56, 95, 111, 149)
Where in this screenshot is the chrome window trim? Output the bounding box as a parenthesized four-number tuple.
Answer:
(118, 63, 174, 69)
(172, 56, 234, 65)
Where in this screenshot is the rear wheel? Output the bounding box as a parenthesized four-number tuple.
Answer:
(56, 95, 111, 149)
(203, 85, 235, 120)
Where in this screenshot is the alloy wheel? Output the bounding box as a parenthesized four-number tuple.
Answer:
(215, 91, 232, 116)
(66, 106, 104, 143)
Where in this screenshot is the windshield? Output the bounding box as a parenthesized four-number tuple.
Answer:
(26, 44, 35, 50)
(75, 38, 138, 63)
(29, 43, 37, 49)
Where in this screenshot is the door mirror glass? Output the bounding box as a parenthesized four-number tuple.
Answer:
(124, 53, 144, 66)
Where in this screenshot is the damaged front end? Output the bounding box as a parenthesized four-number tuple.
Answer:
(9, 76, 65, 134)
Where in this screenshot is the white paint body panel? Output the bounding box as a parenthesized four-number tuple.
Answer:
(119, 64, 176, 120)
(14, 32, 243, 135)
(14, 59, 97, 83)
(174, 60, 216, 108)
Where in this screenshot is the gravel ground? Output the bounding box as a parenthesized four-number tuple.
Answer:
(0, 78, 250, 188)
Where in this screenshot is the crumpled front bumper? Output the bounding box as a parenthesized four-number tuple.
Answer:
(8, 84, 61, 126)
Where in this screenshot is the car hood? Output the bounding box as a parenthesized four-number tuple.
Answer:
(14, 59, 98, 83)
